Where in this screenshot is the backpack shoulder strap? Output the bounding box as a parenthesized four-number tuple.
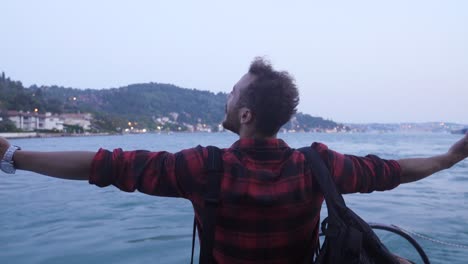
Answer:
(298, 146, 351, 263)
(191, 146, 223, 264)
(297, 146, 347, 214)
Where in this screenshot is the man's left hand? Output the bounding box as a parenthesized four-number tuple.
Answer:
(447, 132, 468, 166)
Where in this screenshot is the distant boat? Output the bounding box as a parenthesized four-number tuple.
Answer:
(451, 128, 468, 134)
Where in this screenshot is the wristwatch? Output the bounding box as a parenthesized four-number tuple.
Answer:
(1, 145, 21, 174)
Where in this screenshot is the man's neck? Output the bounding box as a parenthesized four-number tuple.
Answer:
(239, 131, 277, 140)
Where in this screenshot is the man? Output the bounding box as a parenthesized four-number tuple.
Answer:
(1, 58, 467, 263)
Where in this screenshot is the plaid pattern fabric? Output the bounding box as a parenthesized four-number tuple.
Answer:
(90, 138, 401, 264)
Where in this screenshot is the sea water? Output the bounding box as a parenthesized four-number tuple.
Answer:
(1, 132, 467, 264)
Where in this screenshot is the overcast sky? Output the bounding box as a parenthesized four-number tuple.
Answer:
(1, 0, 467, 124)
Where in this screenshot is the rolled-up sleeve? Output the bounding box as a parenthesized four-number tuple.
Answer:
(89, 147, 206, 199)
(312, 143, 401, 194)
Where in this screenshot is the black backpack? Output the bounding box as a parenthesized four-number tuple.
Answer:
(191, 146, 402, 264)
(298, 147, 400, 264)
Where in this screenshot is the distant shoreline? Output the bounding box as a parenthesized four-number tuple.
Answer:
(0, 132, 114, 139)
(2, 130, 466, 140)
(1, 131, 224, 139)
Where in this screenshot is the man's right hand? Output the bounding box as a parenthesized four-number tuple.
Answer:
(0, 136, 11, 159)
(0, 137, 96, 180)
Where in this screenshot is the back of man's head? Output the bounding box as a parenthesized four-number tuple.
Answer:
(239, 57, 299, 136)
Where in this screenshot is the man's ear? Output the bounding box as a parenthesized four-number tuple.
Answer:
(239, 107, 253, 124)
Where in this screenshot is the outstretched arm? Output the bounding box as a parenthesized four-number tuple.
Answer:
(398, 133, 468, 184)
(0, 137, 95, 180)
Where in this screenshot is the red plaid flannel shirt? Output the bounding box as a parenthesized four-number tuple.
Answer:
(90, 138, 401, 264)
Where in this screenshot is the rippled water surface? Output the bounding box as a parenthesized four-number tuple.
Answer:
(1, 133, 467, 264)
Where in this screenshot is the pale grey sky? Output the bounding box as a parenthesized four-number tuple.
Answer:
(1, 0, 467, 123)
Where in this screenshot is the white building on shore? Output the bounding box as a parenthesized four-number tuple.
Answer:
(6, 111, 92, 132)
(60, 113, 92, 130)
(7, 111, 62, 131)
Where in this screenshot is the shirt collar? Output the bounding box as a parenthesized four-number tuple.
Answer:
(230, 138, 290, 151)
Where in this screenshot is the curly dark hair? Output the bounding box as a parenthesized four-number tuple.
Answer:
(238, 57, 299, 136)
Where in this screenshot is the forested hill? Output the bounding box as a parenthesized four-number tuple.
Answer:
(31, 82, 228, 131)
(0, 72, 345, 132)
